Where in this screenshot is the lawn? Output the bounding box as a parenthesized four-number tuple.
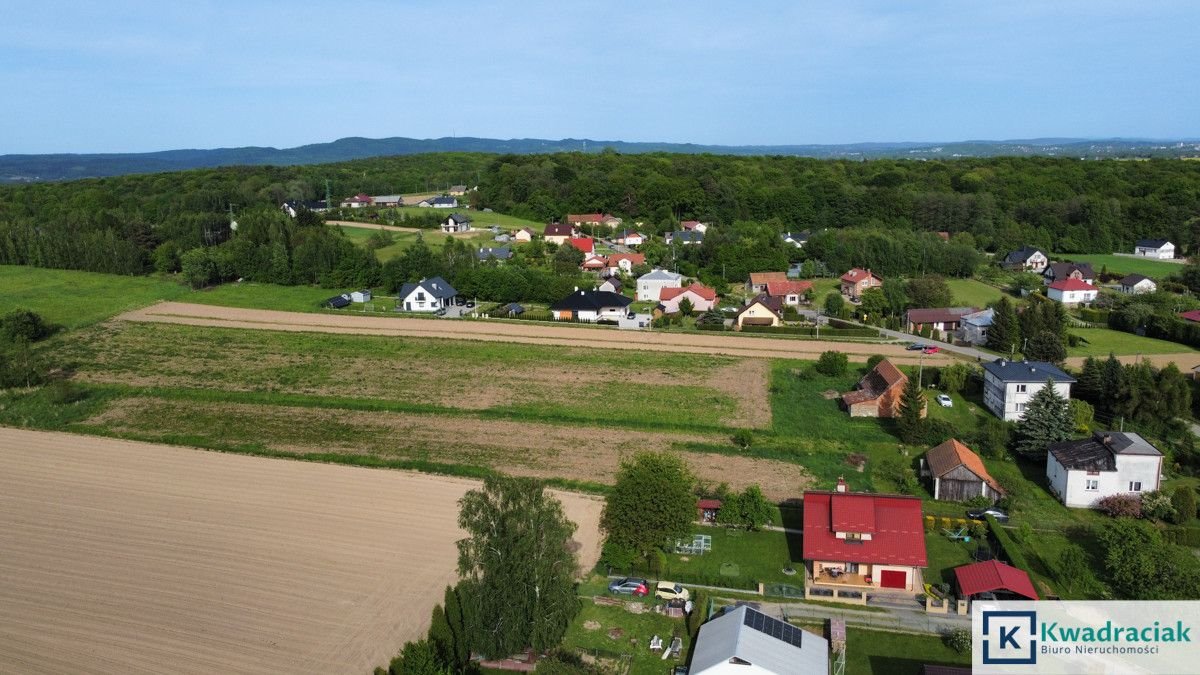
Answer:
(923, 530, 981, 587)
(1067, 327, 1196, 357)
(381, 207, 545, 232)
(0, 265, 188, 328)
(335, 223, 497, 261)
(188, 282, 366, 313)
(845, 627, 970, 675)
(663, 527, 802, 590)
(560, 598, 689, 674)
(947, 278, 1006, 308)
(1054, 253, 1182, 280)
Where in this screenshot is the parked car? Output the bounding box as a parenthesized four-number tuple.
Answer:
(627, 312, 636, 319)
(608, 577, 649, 596)
(465, 301, 475, 308)
(923, 346, 940, 354)
(906, 343, 927, 351)
(936, 394, 953, 408)
(655, 581, 690, 602)
(434, 307, 447, 316)
(967, 507, 1009, 523)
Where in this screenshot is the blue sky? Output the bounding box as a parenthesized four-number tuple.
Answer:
(1, 1, 1196, 153)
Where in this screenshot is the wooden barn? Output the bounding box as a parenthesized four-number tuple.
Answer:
(923, 439, 1005, 502)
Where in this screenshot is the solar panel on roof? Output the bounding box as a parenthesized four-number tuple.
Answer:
(742, 607, 804, 649)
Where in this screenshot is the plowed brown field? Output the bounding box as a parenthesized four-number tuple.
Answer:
(120, 301, 953, 364)
(0, 428, 602, 675)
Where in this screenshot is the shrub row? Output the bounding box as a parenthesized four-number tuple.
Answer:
(1077, 308, 1110, 324)
(1163, 525, 1200, 547)
(986, 515, 1032, 571)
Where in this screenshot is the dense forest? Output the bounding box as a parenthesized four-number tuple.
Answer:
(1, 152, 1198, 286)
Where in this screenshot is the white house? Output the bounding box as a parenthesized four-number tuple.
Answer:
(781, 231, 810, 249)
(1043, 262, 1095, 286)
(549, 289, 632, 322)
(958, 308, 994, 346)
(616, 230, 646, 247)
(680, 220, 710, 233)
(1134, 239, 1175, 259)
(690, 605, 828, 675)
(418, 196, 458, 209)
(665, 230, 704, 246)
(1047, 278, 1099, 305)
(1002, 246, 1049, 273)
(1047, 432, 1163, 508)
(398, 276, 457, 312)
(1119, 274, 1157, 295)
(636, 269, 683, 301)
(340, 193, 372, 208)
(442, 213, 472, 233)
(981, 358, 1076, 421)
(606, 253, 645, 276)
(543, 223, 575, 245)
(513, 228, 536, 243)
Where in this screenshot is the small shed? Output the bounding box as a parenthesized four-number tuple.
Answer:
(326, 294, 351, 309)
(697, 498, 722, 523)
(501, 303, 525, 317)
(954, 560, 1039, 601)
(924, 439, 1004, 502)
(350, 289, 372, 303)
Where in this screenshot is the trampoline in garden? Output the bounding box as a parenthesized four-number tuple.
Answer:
(674, 534, 712, 555)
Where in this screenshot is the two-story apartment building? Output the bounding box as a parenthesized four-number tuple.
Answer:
(981, 358, 1075, 421)
(636, 269, 683, 301)
(1047, 432, 1163, 508)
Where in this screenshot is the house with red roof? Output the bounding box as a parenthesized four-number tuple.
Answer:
(954, 560, 1039, 601)
(567, 237, 595, 255)
(923, 439, 1005, 502)
(606, 252, 646, 276)
(580, 254, 607, 271)
(840, 268, 883, 301)
(803, 479, 927, 597)
(615, 230, 646, 247)
(568, 213, 622, 229)
(765, 280, 814, 307)
(1180, 309, 1200, 324)
(747, 271, 789, 294)
(1047, 278, 1098, 305)
(680, 220, 709, 233)
(339, 192, 373, 208)
(659, 284, 718, 314)
(841, 359, 915, 418)
(543, 223, 576, 245)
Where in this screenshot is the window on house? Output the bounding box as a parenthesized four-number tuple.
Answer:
(1086, 480, 1099, 491)
(845, 532, 862, 542)
(1129, 481, 1142, 492)
(1015, 403, 1026, 412)
(1016, 384, 1027, 393)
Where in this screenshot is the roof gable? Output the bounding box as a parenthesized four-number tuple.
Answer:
(842, 359, 906, 406)
(802, 490, 927, 567)
(750, 272, 788, 285)
(982, 358, 1075, 384)
(765, 280, 813, 296)
(955, 560, 1039, 600)
(926, 439, 1005, 495)
(840, 268, 882, 283)
(1049, 278, 1097, 292)
(544, 223, 573, 236)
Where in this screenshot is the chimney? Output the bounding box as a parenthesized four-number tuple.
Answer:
(835, 477, 848, 493)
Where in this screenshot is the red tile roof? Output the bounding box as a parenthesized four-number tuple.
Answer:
(803, 491, 927, 567)
(567, 213, 605, 224)
(841, 359, 907, 407)
(765, 280, 813, 297)
(697, 499, 722, 510)
(749, 272, 788, 285)
(608, 252, 645, 267)
(568, 237, 594, 254)
(681, 220, 704, 230)
(954, 560, 1039, 600)
(840, 268, 881, 283)
(1048, 278, 1097, 292)
(1180, 310, 1200, 323)
(926, 439, 1005, 495)
(660, 283, 718, 302)
(581, 255, 607, 268)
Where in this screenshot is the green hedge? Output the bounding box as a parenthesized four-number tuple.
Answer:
(987, 515, 1032, 571)
(1163, 525, 1200, 547)
(1077, 308, 1110, 324)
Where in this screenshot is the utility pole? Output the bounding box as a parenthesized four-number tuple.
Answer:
(325, 179, 332, 209)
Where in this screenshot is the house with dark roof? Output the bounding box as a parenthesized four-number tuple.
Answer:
(666, 230, 704, 245)
(476, 246, 512, 262)
(924, 439, 1004, 502)
(803, 479, 927, 596)
(841, 359, 913, 418)
(735, 294, 783, 328)
(840, 268, 883, 301)
(1120, 273, 1157, 295)
(1134, 238, 1174, 259)
(691, 605, 829, 675)
(442, 213, 472, 233)
(957, 308, 994, 345)
(1043, 262, 1095, 285)
(513, 227, 537, 243)
(982, 358, 1075, 421)
(418, 195, 459, 208)
(542, 223, 575, 245)
(549, 289, 632, 323)
(448, 184, 468, 196)
(1002, 246, 1048, 273)
(597, 277, 622, 294)
(398, 276, 457, 313)
(325, 294, 351, 309)
(499, 302, 525, 317)
(1047, 431, 1163, 508)
(954, 560, 1039, 601)
(905, 307, 978, 334)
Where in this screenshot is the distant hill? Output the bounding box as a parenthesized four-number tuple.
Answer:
(4, 135, 1200, 183)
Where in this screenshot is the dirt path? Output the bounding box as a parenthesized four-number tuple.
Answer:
(121, 302, 954, 365)
(329, 220, 480, 237)
(0, 427, 602, 675)
(1064, 352, 1200, 370)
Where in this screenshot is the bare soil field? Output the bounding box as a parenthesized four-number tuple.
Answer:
(121, 301, 952, 365)
(79, 397, 812, 499)
(0, 427, 603, 675)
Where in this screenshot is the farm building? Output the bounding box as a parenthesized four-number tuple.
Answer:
(513, 227, 536, 242)
(1134, 239, 1174, 259)
(418, 196, 458, 208)
(350, 290, 371, 303)
(841, 359, 913, 418)
(597, 277, 622, 294)
(957, 308, 994, 345)
(923, 439, 1004, 502)
(325, 294, 351, 309)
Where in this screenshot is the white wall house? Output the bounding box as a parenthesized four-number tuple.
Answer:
(1119, 274, 1157, 295)
(636, 269, 683, 301)
(398, 276, 457, 312)
(1002, 247, 1049, 273)
(1047, 432, 1163, 508)
(1134, 239, 1175, 259)
(441, 213, 472, 233)
(513, 228, 535, 242)
(958, 308, 994, 346)
(549, 289, 632, 322)
(982, 359, 1076, 421)
(1047, 279, 1098, 305)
